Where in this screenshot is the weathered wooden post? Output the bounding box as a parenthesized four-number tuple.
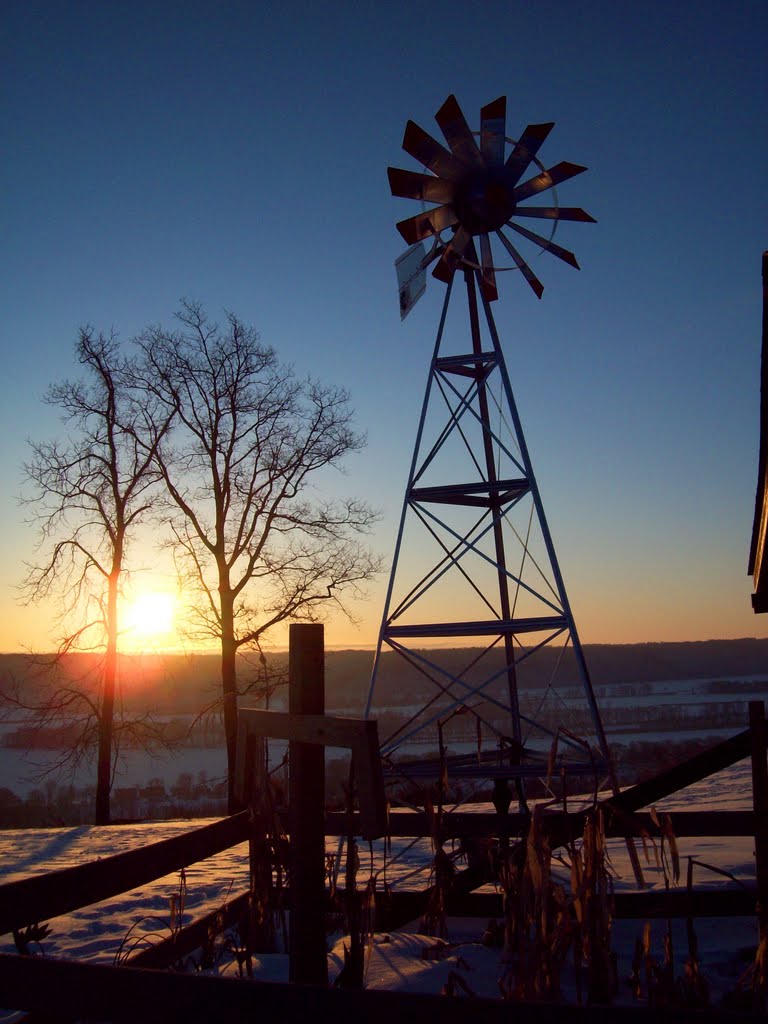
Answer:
(288, 623, 328, 986)
(749, 700, 768, 946)
(236, 624, 385, 984)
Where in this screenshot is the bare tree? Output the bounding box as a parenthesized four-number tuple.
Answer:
(134, 301, 381, 810)
(7, 327, 173, 823)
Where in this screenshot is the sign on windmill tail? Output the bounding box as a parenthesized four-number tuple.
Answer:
(396, 242, 428, 320)
(389, 93, 595, 313)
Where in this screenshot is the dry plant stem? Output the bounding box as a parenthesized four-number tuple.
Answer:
(681, 857, 710, 1008)
(335, 773, 365, 990)
(244, 780, 287, 957)
(498, 802, 621, 1005)
(420, 787, 454, 939)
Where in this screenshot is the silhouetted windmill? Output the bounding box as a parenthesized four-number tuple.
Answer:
(366, 96, 637, 880)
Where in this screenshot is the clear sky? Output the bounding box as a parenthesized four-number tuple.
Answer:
(2, 0, 767, 653)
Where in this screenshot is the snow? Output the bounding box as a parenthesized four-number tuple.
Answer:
(0, 759, 762, 1017)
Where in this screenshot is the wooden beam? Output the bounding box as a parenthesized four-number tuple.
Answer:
(324, 810, 755, 840)
(128, 891, 251, 969)
(375, 886, 759, 929)
(606, 729, 754, 816)
(0, 811, 250, 936)
(237, 710, 386, 839)
(1, 951, 740, 1023)
(288, 623, 328, 987)
(131, 871, 762, 972)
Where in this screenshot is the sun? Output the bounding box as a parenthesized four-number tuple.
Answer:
(122, 591, 177, 645)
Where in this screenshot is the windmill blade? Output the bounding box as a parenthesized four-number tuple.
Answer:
(507, 221, 580, 269)
(480, 96, 506, 167)
(514, 206, 596, 223)
(496, 230, 544, 299)
(396, 204, 459, 245)
(435, 94, 484, 168)
(479, 233, 498, 301)
(432, 227, 471, 283)
(513, 161, 588, 203)
(504, 122, 554, 186)
(387, 167, 456, 204)
(403, 120, 466, 181)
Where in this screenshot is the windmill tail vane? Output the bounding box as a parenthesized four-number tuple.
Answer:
(389, 94, 596, 316)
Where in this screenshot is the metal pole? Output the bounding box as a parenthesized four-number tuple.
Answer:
(366, 278, 455, 717)
(477, 280, 644, 887)
(464, 268, 521, 739)
(464, 266, 526, 810)
(289, 623, 328, 986)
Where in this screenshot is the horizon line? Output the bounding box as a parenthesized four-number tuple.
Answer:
(1, 635, 766, 658)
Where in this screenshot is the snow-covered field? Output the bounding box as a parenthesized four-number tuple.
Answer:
(1, 675, 764, 799)
(0, 759, 761, 1015)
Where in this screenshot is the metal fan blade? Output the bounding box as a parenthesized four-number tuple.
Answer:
(432, 227, 471, 283)
(387, 167, 456, 204)
(514, 206, 596, 223)
(435, 94, 484, 168)
(513, 161, 588, 203)
(496, 230, 544, 299)
(504, 123, 554, 186)
(479, 233, 498, 301)
(396, 204, 459, 245)
(480, 96, 506, 167)
(507, 221, 580, 269)
(402, 120, 465, 181)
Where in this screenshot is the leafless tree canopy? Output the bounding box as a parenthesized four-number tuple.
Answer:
(134, 301, 381, 808)
(9, 328, 173, 822)
(22, 330, 168, 615)
(8, 305, 380, 819)
(136, 301, 380, 647)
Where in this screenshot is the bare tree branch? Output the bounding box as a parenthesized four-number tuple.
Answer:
(9, 327, 175, 822)
(132, 301, 382, 810)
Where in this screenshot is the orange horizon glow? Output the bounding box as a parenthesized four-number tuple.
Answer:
(0, 575, 766, 656)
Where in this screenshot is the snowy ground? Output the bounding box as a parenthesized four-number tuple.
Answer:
(0, 759, 761, 1016)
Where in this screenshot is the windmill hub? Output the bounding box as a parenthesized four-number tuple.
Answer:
(454, 169, 515, 235)
(389, 95, 595, 305)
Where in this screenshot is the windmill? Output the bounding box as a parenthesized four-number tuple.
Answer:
(366, 95, 636, 874)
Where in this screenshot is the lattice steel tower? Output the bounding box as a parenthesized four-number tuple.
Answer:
(365, 95, 624, 816)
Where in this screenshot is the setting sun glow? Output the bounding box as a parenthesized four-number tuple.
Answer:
(122, 592, 176, 646)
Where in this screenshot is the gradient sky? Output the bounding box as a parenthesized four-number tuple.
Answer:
(2, 0, 767, 653)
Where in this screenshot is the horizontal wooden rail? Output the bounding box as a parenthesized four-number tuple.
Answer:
(121, 871, 760, 972)
(376, 886, 759, 931)
(0, 804, 754, 939)
(325, 810, 755, 839)
(609, 729, 754, 814)
(129, 891, 252, 969)
(0, 952, 756, 1023)
(0, 810, 250, 936)
(0, 726, 761, 944)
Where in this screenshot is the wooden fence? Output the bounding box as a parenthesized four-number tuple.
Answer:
(0, 630, 766, 1019)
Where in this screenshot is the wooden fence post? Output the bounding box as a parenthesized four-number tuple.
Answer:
(288, 623, 328, 986)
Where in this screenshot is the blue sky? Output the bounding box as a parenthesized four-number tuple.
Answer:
(2, 0, 766, 651)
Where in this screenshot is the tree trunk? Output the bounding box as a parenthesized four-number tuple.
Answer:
(220, 589, 239, 814)
(95, 571, 119, 825)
